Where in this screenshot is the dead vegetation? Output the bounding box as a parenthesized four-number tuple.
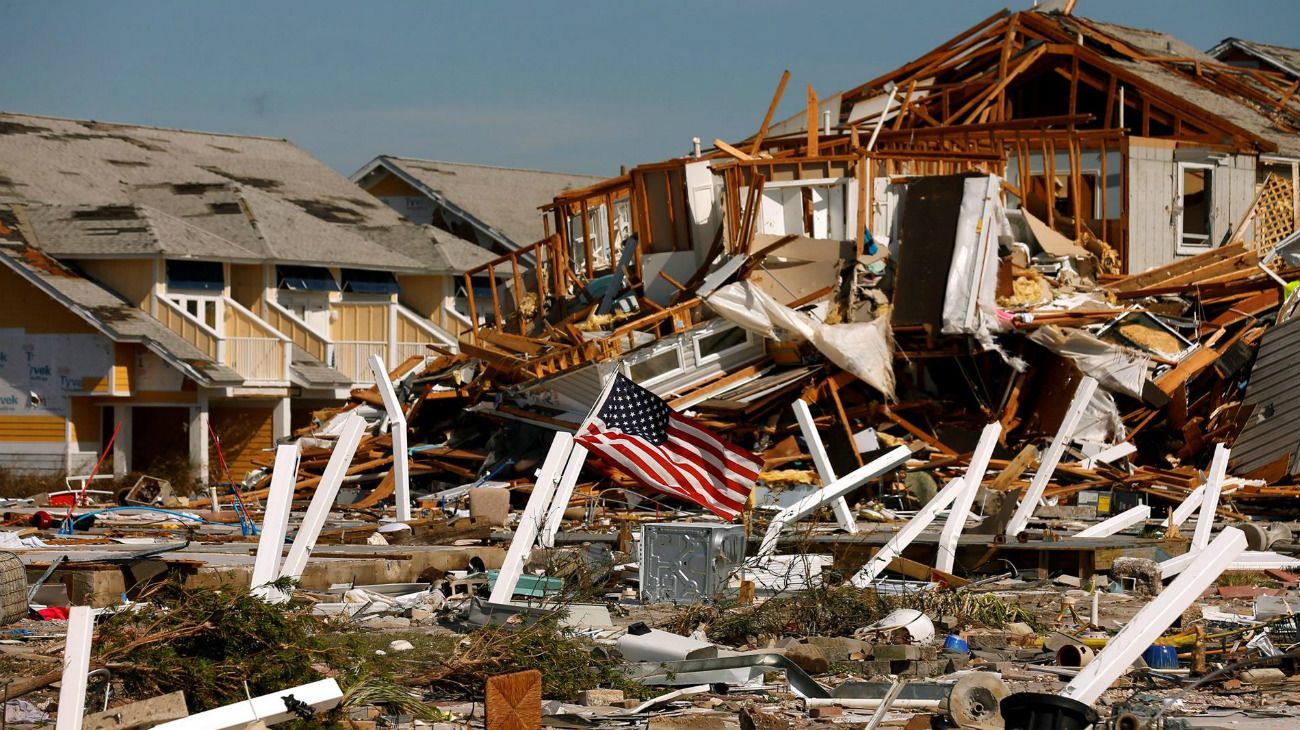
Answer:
(661, 583, 1037, 647)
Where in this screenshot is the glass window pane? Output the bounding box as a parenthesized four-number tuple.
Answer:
(628, 348, 681, 383)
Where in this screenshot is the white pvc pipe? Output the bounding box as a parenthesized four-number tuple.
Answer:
(758, 445, 913, 558)
(151, 679, 343, 729)
(852, 476, 966, 587)
(55, 606, 94, 730)
(250, 443, 300, 591)
(1062, 527, 1247, 706)
(1166, 547, 1300, 580)
(936, 422, 1001, 573)
(488, 433, 573, 604)
(1193, 444, 1229, 551)
(792, 399, 857, 533)
(1073, 504, 1151, 538)
(1007, 376, 1098, 537)
(1169, 486, 1205, 528)
(368, 354, 411, 522)
(540, 443, 588, 548)
(806, 698, 940, 710)
(279, 414, 367, 582)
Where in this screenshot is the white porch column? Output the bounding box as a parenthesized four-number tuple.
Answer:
(387, 300, 399, 369)
(112, 405, 132, 479)
(271, 396, 291, 442)
(189, 391, 210, 486)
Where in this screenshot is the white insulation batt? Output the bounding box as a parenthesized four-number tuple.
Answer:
(707, 280, 895, 398)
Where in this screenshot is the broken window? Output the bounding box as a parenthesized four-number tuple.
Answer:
(1178, 163, 1214, 252)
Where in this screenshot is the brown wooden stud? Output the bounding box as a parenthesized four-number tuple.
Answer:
(749, 69, 791, 156)
(806, 83, 820, 156)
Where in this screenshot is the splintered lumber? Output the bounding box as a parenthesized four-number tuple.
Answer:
(882, 407, 957, 455)
(749, 69, 791, 155)
(1152, 347, 1220, 397)
(1107, 244, 1246, 293)
(714, 138, 757, 162)
(806, 84, 820, 154)
(352, 469, 396, 509)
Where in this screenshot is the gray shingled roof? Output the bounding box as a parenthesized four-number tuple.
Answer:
(0, 243, 243, 387)
(1066, 17, 1300, 156)
(290, 349, 353, 389)
(0, 113, 484, 272)
(1106, 57, 1300, 157)
(361, 156, 604, 248)
(22, 203, 263, 261)
(1209, 38, 1300, 79)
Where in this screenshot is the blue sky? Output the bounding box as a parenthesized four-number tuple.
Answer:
(3, 1, 1297, 178)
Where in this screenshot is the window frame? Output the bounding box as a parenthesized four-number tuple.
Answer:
(623, 341, 685, 388)
(1176, 161, 1216, 255)
(691, 323, 755, 366)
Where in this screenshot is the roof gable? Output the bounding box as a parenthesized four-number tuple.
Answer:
(357, 156, 603, 248)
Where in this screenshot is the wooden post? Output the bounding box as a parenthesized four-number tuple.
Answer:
(806, 84, 820, 156)
(750, 69, 791, 156)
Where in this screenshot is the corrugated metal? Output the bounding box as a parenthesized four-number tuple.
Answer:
(1231, 314, 1300, 475)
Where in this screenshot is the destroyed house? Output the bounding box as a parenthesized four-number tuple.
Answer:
(450, 7, 1300, 448)
(0, 112, 493, 481)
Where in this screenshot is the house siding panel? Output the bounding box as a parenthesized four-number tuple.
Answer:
(1127, 139, 1176, 273)
(211, 405, 275, 482)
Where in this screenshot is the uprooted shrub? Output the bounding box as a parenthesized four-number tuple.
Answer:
(407, 613, 648, 702)
(95, 579, 328, 713)
(660, 583, 1038, 647)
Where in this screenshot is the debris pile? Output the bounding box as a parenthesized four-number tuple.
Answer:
(6, 5, 1300, 728)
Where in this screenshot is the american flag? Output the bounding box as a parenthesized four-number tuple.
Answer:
(575, 373, 763, 521)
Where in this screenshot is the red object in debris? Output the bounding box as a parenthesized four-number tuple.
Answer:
(1266, 569, 1300, 584)
(36, 607, 70, 621)
(29, 511, 54, 529)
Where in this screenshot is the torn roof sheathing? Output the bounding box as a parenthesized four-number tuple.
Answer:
(1208, 37, 1300, 80)
(754, 9, 1300, 157)
(0, 112, 487, 273)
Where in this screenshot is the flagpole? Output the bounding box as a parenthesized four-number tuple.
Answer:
(577, 362, 622, 435)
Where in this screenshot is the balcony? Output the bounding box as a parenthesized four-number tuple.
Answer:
(155, 295, 291, 384)
(264, 297, 456, 384)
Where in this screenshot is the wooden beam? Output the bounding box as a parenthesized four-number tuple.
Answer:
(714, 138, 757, 162)
(806, 84, 820, 155)
(749, 69, 791, 156)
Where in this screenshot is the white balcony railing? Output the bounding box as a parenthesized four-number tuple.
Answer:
(397, 305, 457, 349)
(334, 340, 387, 384)
(227, 336, 285, 383)
(391, 341, 434, 363)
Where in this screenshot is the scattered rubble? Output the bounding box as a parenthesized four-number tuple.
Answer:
(5, 4, 1300, 730)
